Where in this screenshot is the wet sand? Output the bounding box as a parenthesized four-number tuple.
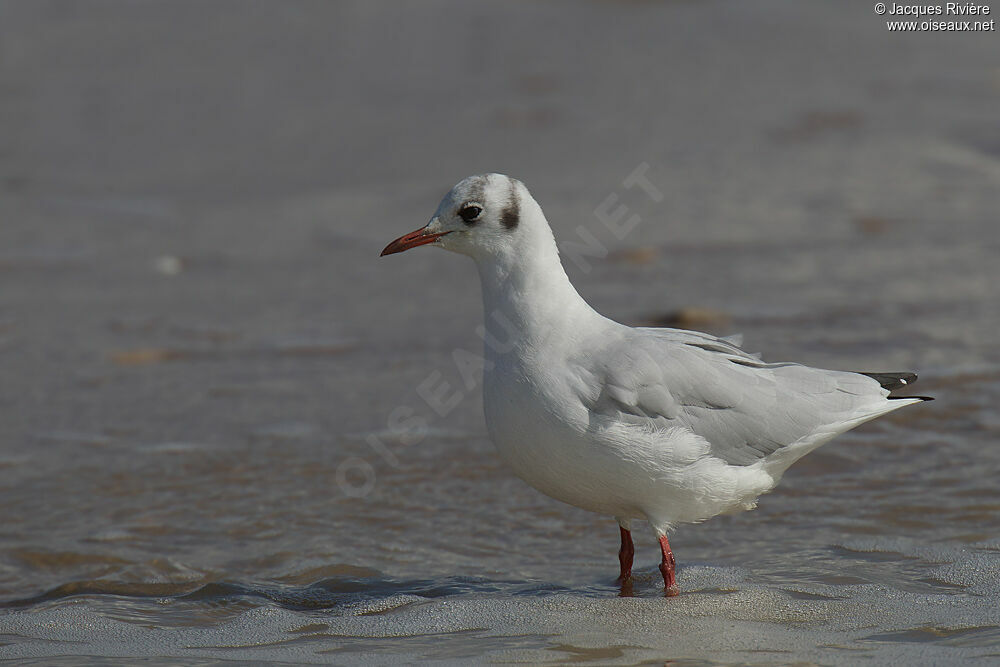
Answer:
(1, 0, 999, 663)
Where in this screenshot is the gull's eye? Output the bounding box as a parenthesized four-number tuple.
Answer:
(459, 203, 483, 224)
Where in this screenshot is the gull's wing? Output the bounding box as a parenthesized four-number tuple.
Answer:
(573, 327, 896, 466)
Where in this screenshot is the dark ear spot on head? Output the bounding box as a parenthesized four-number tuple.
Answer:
(499, 181, 520, 230)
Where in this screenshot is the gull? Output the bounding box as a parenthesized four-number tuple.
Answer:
(380, 173, 930, 596)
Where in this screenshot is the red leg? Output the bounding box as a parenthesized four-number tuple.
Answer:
(617, 526, 634, 582)
(658, 535, 679, 597)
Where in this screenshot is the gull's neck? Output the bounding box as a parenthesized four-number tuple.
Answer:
(474, 210, 601, 355)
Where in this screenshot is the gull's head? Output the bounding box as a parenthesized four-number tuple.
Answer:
(381, 173, 532, 261)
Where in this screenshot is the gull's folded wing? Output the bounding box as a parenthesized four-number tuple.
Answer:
(575, 328, 894, 466)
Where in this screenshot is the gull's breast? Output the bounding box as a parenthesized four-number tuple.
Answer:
(481, 356, 777, 524)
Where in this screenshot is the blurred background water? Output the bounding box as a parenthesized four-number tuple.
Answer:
(1, 0, 998, 663)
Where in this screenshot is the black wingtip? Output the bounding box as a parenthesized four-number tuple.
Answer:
(889, 395, 934, 401)
(858, 371, 919, 392)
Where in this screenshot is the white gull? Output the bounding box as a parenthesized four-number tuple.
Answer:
(381, 173, 930, 596)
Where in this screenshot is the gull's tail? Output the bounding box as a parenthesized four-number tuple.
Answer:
(858, 371, 933, 401)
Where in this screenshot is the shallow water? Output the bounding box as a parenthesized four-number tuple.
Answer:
(2, 0, 999, 663)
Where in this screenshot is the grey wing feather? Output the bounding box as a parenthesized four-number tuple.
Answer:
(581, 328, 889, 466)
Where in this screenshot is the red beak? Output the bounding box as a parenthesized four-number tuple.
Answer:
(380, 227, 451, 256)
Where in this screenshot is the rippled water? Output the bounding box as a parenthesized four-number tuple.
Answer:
(2, 1, 999, 663)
